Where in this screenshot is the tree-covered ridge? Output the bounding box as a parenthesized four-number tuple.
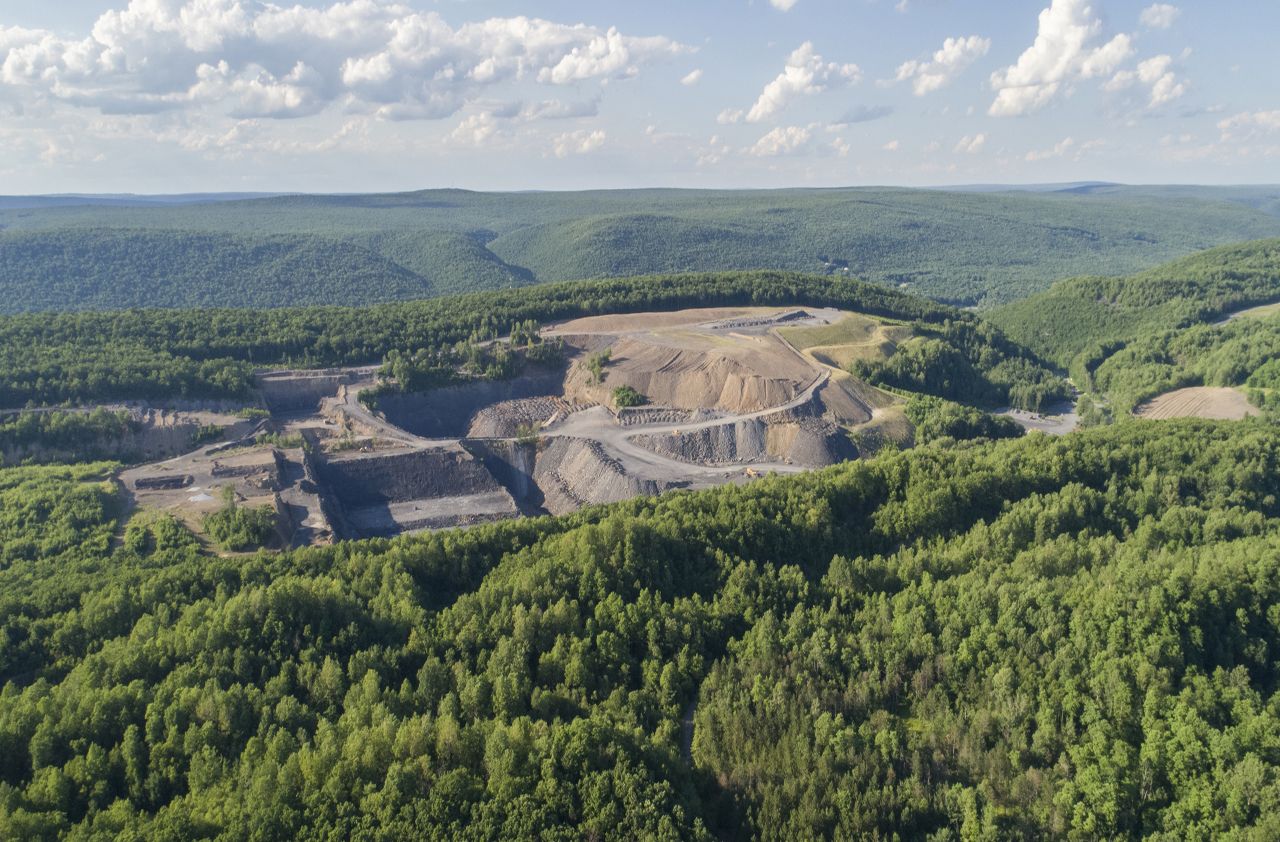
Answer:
(852, 319, 1071, 411)
(989, 238, 1280, 368)
(1083, 311, 1280, 414)
(0, 271, 1044, 409)
(3, 422, 1280, 838)
(3, 186, 1279, 312)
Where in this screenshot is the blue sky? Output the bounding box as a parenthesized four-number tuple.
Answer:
(0, 0, 1277, 193)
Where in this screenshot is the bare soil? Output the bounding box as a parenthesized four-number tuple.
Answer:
(1136, 387, 1261, 420)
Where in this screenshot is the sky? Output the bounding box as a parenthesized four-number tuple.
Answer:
(0, 0, 1277, 194)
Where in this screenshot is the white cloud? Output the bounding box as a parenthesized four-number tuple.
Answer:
(1105, 54, 1186, 108)
(449, 112, 502, 147)
(770, 0, 801, 10)
(551, 128, 605, 157)
(989, 0, 1134, 116)
(717, 108, 744, 124)
(1140, 4, 1181, 29)
(746, 42, 860, 122)
(681, 68, 703, 86)
(894, 35, 990, 96)
(519, 98, 599, 120)
(1026, 136, 1075, 160)
(0, 3, 687, 121)
(749, 124, 813, 156)
(1218, 110, 1280, 141)
(882, 139, 901, 151)
(954, 133, 986, 154)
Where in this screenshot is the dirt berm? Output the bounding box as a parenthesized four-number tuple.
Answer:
(562, 334, 815, 414)
(532, 436, 689, 515)
(631, 416, 857, 466)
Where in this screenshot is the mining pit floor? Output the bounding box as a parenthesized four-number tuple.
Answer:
(121, 306, 906, 546)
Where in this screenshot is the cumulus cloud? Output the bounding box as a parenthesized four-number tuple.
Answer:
(894, 35, 990, 96)
(551, 128, 605, 157)
(1218, 110, 1280, 141)
(1105, 54, 1186, 108)
(954, 133, 986, 154)
(1026, 136, 1075, 160)
(749, 124, 813, 156)
(746, 42, 860, 122)
(717, 107, 744, 124)
(0, 2, 687, 121)
(989, 0, 1133, 116)
(833, 104, 893, 125)
(770, 0, 801, 10)
(1140, 4, 1181, 29)
(681, 68, 703, 86)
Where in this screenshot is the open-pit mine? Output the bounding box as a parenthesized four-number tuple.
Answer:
(120, 306, 909, 547)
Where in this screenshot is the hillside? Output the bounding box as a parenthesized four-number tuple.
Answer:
(3, 421, 1280, 838)
(0, 271, 1055, 409)
(988, 239, 1280, 418)
(989, 238, 1280, 367)
(2, 186, 1279, 312)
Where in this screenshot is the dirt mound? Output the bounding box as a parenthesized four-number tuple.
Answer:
(564, 333, 816, 414)
(631, 416, 856, 468)
(467, 396, 580, 438)
(533, 436, 686, 515)
(549, 307, 764, 334)
(616, 407, 723, 427)
(1136, 387, 1261, 420)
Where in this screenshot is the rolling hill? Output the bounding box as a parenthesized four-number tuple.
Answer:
(2, 186, 1279, 313)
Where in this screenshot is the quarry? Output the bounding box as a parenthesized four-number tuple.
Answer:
(118, 306, 909, 547)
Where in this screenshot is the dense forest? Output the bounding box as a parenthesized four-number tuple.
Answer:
(990, 238, 1280, 368)
(851, 319, 1071, 411)
(1086, 311, 1280, 415)
(3, 186, 1279, 312)
(0, 271, 1059, 410)
(2, 421, 1280, 838)
(989, 239, 1280, 417)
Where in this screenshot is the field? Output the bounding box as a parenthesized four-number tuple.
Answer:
(1135, 386, 1261, 420)
(1226, 300, 1280, 321)
(777, 311, 912, 369)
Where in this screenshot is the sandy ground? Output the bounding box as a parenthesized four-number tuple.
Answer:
(1214, 300, 1280, 325)
(1136, 386, 1261, 420)
(1000, 395, 1080, 435)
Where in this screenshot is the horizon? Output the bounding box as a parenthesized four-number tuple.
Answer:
(8, 180, 1280, 201)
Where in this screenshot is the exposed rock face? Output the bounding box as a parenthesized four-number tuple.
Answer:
(630, 416, 857, 467)
(258, 369, 375, 413)
(316, 448, 502, 505)
(2, 408, 248, 466)
(377, 368, 567, 438)
(532, 436, 687, 516)
(463, 440, 543, 512)
(312, 446, 519, 538)
(466, 397, 580, 438)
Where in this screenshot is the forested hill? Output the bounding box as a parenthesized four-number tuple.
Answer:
(4, 421, 1280, 838)
(3, 185, 1279, 312)
(0, 270, 1056, 408)
(989, 238, 1280, 367)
